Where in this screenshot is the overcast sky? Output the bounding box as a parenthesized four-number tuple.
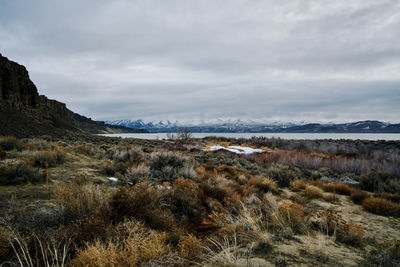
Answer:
(1, 0, 399, 123)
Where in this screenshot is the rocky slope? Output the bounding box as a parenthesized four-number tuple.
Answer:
(0, 53, 146, 137)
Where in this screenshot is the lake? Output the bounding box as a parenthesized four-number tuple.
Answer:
(100, 133, 400, 141)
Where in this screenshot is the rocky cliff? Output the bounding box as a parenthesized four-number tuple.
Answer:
(0, 53, 145, 137)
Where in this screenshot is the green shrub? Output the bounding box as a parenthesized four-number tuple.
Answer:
(267, 164, 296, 187)
(360, 171, 400, 194)
(0, 136, 24, 151)
(0, 162, 42, 185)
(150, 151, 196, 182)
(362, 198, 400, 217)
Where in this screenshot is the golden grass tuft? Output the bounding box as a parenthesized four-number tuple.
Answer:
(289, 179, 307, 191)
(321, 183, 355, 195)
(177, 234, 203, 260)
(271, 202, 310, 235)
(304, 185, 324, 198)
(71, 229, 170, 266)
(362, 198, 400, 217)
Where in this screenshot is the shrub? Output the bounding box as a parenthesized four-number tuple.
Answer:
(321, 183, 355, 195)
(267, 164, 296, 187)
(54, 183, 111, 222)
(350, 190, 370, 204)
(360, 171, 400, 193)
(336, 222, 364, 247)
(167, 178, 207, 226)
(304, 185, 323, 198)
(121, 163, 150, 186)
(362, 198, 400, 217)
(99, 160, 117, 176)
(177, 234, 203, 260)
(0, 136, 23, 151)
(373, 192, 400, 204)
(367, 239, 400, 267)
(0, 146, 6, 160)
(270, 202, 310, 235)
(150, 151, 196, 182)
(33, 148, 67, 167)
(0, 161, 42, 185)
(289, 179, 307, 191)
(112, 183, 175, 230)
(73, 143, 104, 158)
(71, 228, 171, 266)
(288, 193, 306, 204)
(71, 240, 129, 267)
(112, 146, 145, 163)
(248, 176, 278, 194)
(323, 194, 340, 203)
(315, 209, 364, 247)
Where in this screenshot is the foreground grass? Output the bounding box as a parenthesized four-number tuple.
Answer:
(0, 135, 399, 266)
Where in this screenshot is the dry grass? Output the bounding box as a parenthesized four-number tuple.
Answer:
(304, 185, 324, 199)
(177, 234, 203, 260)
(362, 198, 400, 217)
(8, 230, 71, 267)
(71, 228, 171, 266)
(54, 183, 111, 222)
(202, 234, 253, 267)
(321, 183, 355, 195)
(289, 179, 307, 191)
(322, 193, 340, 203)
(270, 201, 310, 235)
(248, 176, 278, 194)
(314, 209, 364, 247)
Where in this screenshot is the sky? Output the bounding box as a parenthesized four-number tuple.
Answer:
(1, 0, 399, 124)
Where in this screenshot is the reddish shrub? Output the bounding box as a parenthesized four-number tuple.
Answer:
(321, 183, 355, 195)
(362, 198, 400, 217)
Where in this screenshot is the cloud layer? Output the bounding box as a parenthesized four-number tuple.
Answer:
(1, 0, 399, 123)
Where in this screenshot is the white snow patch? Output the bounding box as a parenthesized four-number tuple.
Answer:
(108, 177, 118, 182)
(203, 145, 265, 154)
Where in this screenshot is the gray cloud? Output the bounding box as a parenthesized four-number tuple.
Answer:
(1, 0, 399, 123)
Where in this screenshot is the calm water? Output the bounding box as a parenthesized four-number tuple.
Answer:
(100, 133, 400, 141)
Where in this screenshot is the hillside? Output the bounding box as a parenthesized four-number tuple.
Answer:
(0, 53, 146, 137)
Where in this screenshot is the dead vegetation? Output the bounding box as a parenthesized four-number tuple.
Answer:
(0, 135, 399, 266)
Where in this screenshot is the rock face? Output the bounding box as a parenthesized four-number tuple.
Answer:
(0, 53, 145, 137)
(0, 54, 39, 110)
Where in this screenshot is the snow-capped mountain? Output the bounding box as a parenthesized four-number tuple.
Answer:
(105, 119, 400, 133)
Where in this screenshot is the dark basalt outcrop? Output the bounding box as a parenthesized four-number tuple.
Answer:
(0, 53, 145, 137)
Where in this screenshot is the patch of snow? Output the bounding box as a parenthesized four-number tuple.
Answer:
(203, 145, 265, 154)
(108, 177, 118, 182)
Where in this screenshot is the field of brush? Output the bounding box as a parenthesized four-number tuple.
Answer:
(0, 135, 399, 266)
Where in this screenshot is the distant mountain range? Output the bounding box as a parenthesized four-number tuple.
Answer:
(105, 119, 400, 133)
